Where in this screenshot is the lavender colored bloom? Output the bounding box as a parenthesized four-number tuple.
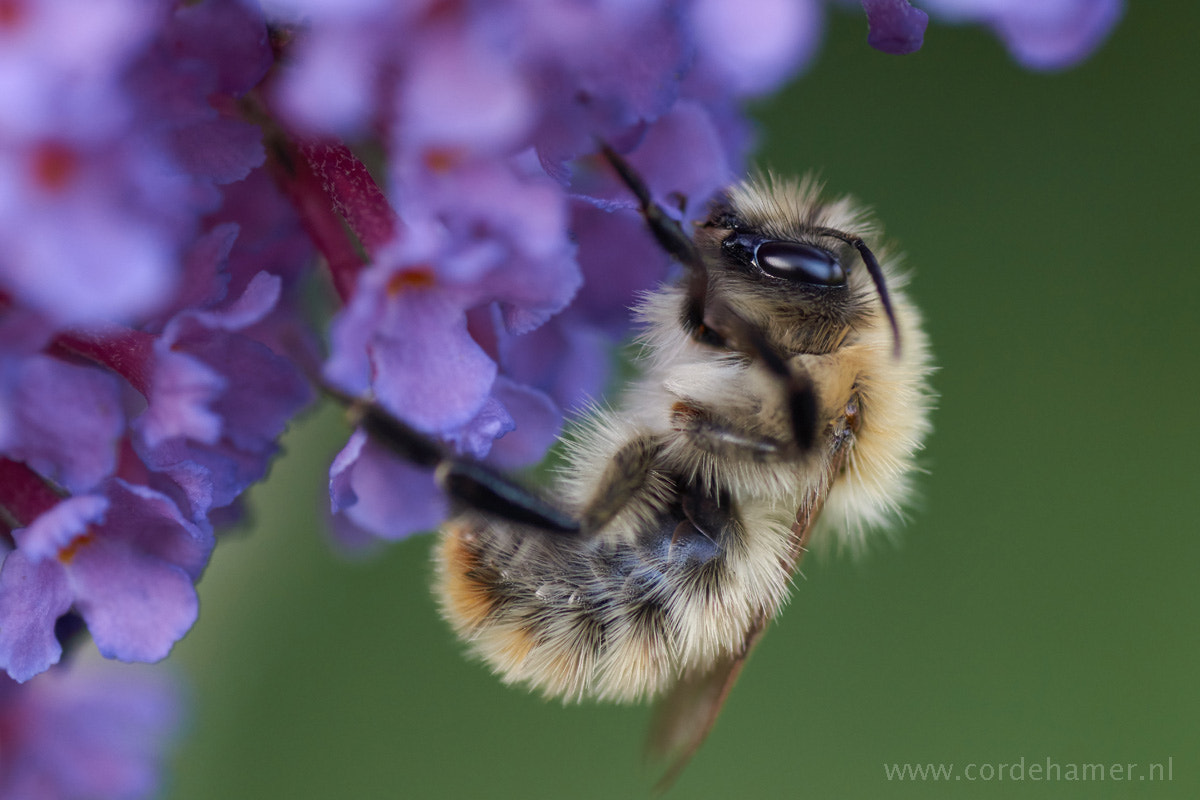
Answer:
(330, 429, 449, 543)
(0, 0, 178, 325)
(481, 377, 563, 469)
(130, 270, 313, 519)
(918, 0, 1124, 69)
(0, 0, 273, 328)
(323, 238, 502, 436)
(0, 157, 312, 684)
(0, 355, 123, 495)
(0, 0, 297, 542)
(0, 481, 211, 682)
(514, 2, 693, 170)
(385, 157, 581, 336)
(0, 0, 311, 684)
(39, 256, 313, 528)
(321, 208, 576, 542)
(323, 153, 581, 429)
(0, 662, 180, 800)
(397, 29, 534, 157)
(690, 0, 826, 94)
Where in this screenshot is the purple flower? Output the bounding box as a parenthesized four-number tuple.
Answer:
(0, 0, 274, 328)
(0, 354, 123, 495)
(690, 0, 826, 94)
(0, 0, 177, 325)
(130, 270, 314, 519)
(330, 429, 448, 544)
(328, 373, 563, 544)
(48, 259, 313, 526)
(0, 662, 180, 800)
(0, 165, 312, 681)
(0, 477, 211, 683)
(0, 6, 304, 664)
(918, 0, 1124, 69)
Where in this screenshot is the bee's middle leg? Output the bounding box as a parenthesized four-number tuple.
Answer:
(670, 402, 808, 463)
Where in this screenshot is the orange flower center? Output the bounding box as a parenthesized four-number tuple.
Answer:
(386, 267, 436, 295)
(57, 532, 96, 564)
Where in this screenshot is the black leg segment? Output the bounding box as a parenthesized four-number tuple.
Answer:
(352, 400, 580, 534)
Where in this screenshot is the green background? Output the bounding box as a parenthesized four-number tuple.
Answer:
(168, 5, 1199, 798)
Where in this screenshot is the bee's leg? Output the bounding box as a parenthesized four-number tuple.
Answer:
(712, 308, 819, 453)
(600, 145, 817, 451)
(671, 402, 809, 463)
(579, 435, 665, 534)
(599, 144, 717, 346)
(355, 400, 581, 534)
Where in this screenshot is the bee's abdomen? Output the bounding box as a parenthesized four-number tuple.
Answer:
(434, 489, 758, 703)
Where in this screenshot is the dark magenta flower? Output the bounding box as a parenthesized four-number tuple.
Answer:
(862, 0, 930, 55)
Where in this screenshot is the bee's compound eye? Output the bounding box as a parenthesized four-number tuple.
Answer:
(755, 241, 846, 286)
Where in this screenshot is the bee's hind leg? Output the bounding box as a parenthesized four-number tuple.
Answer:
(579, 435, 666, 534)
(354, 400, 580, 534)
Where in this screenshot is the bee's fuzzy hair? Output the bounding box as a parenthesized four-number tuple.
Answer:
(432, 172, 934, 704)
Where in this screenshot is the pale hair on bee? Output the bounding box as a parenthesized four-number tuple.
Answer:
(348, 146, 933, 788)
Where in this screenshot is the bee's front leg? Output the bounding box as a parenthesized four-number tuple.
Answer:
(354, 399, 580, 534)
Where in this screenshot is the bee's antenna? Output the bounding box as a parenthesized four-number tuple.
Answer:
(811, 227, 901, 357)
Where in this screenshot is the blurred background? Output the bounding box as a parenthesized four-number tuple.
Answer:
(168, 4, 1198, 798)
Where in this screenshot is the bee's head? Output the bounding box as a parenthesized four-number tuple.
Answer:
(697, 177, 900, 356)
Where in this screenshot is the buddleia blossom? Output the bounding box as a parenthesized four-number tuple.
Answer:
(0, 663, 180, 799)
(282, 0, 826, 543)
(0, 0, 1122, 796)
(0, 0, 311, 690)
(914, 0, 1124, 70)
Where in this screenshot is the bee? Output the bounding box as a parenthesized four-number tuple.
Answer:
(353, 146, 933, 786)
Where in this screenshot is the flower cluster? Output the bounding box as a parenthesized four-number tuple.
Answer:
(0, 0, 312, 685)
(0, 0, 1121, 796)
(297, 0, 829, 543)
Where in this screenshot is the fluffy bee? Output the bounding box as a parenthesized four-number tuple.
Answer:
(355, 147, 933, 784)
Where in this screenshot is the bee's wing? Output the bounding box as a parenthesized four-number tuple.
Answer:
(646, 613, 770, 792)
(646, 478, 833, 792)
